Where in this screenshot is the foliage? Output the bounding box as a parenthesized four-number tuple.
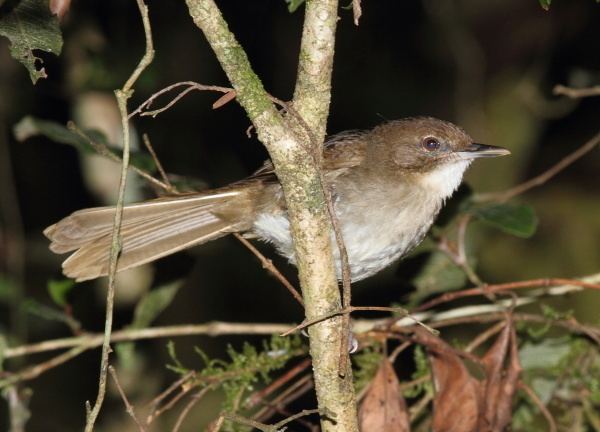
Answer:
(167, 335, 306, 429)
(0, 0, 62, 83)
(470, 203, 538, 238)
(352, 344, 384, 393)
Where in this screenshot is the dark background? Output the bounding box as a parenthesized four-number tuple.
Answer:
(1, 0, 599, 430)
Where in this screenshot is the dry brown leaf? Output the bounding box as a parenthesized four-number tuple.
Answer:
(494, 325, 522, 431)
(478, 317, 522, 431)
(479, 319, 512, 430)
(212, 91, 237, 109)
(412, 328, 482, 432)
(359, 358, 410, 432)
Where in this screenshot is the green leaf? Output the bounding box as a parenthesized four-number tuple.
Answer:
(13, 116, 156, 172)
(284, 0, 305, 13)
(22, 299, 81, 332)
(538, 0, 551, 10)
(0, 0, 63, 83)
(47, 278, 75, 307)
(471, 203, 538, 238)
(0, 275, 17, 304)
(14, 116, 101, 151)
(131, 281, 181, 329)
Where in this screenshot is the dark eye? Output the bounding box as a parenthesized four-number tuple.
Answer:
(422, 137, 441, 152)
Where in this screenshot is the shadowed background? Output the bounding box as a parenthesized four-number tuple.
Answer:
(0, 0, 599, 430)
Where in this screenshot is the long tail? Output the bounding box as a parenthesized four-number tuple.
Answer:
(44, 189, 252, 281)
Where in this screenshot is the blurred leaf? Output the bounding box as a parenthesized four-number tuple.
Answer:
(539, 0, 551, 10)
(0, 275, 17, 304)
(47, 278, 74, 307)
(22, 299, 81, 333)
(409, 252, 467, 305)
(14, 116, 88, 148)
(471, 203, 538, 238)
(359, 359, 410, 432)
(519, 337, 572, 370)
(0, 0, 63, 83)
(284, 0, 305, 13)
(117, 281, 181, 369)
(13, 116, 156, 172)
(131, 281, 181, 329)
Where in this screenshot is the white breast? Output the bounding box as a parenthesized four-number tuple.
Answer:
(252, 160, 471, 281)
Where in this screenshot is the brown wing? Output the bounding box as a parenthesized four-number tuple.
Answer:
(250, 130, 367, 181)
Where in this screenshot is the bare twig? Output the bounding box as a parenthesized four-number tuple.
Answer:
(474, 129, 600, 203)
(553, 84, 600, 99)
(519, 381, 557, 432)
(4, 322, 292, 359)
(464, 320, 506, 353)
(172, 388, 209, 432)
(68, 122, 173, 194)
(85, 2, 154, 429)
(415, 277, 600, 312)
(146, 371, 195, 424)
(128, 81, 233, 119)
(0, 345, 88, 388)
(246, 358, 312, 408)
(253, 374, 315, 424)
(281, 305, 437, 337)
(437, 213, 483, 286)
(141, 133, 176, 193)
(233, 233, 304, 306)
(109, 366, 148, 432)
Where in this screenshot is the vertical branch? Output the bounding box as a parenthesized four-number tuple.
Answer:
(84, 1, 154, 430)
(185, 1, 358, 430)
(293, 0, 358, 421)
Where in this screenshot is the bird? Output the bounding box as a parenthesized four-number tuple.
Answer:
(44, 117, 509, 282)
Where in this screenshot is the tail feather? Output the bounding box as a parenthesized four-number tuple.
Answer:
(45, 190, 251, 281)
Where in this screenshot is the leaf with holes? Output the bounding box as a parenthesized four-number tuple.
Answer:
(0, 0, 63, 83)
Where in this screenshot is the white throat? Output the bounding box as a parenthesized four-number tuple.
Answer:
(418, 159, 472, 200)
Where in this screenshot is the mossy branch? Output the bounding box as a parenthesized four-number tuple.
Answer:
(184, 0, 358, 430)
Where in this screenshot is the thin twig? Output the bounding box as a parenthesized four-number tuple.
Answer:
(0, 345, 88, 388)
(415, 277, 600, 312)
(253, 374, 315, 424)
(85, 2, 154, 428)
(464, 321, 506, 353)
(474, 129, 600, 203)
(146, 371, 195, 424)
(109, 366, 148, 432)
(129, 81, 233, 119)
(172, 388, 209, 432)
(553, 84, 600, 99)
(4, 322, 292, 359)
(142, 133, 176, 193)
(233, 233, 304, 306)
(281, 305, 437, 337)
(246, 358, 311, 408)
(68, 122, 172, 194)
(519, 381, 557, 432)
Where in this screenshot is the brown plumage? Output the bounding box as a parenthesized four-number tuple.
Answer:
(45, 117, 509, 282)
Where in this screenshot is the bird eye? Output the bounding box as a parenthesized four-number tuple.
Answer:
(422, 137, 441, 152)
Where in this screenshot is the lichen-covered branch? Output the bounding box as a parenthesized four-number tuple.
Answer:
(184, 0, 358, 430)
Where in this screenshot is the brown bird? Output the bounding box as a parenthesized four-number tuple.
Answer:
(45, 117, 509, 282)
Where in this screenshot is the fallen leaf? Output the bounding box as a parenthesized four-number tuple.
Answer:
(359, 358, 410, 432)
(413, 328, 482, 432)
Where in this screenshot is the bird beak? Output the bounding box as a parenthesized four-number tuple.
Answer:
(459, 143, 511, 158)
